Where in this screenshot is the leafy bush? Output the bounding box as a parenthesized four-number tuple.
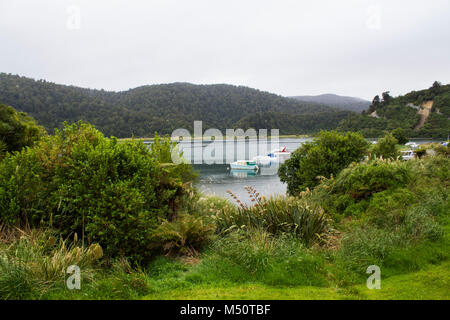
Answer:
(0, 104, 45, 154)
(391, 127, 408, 145)
(332, 159, 412, 201)
(0, 140, 6, 161)
(364, 188, 416, 227)
(0, 122, 197, 262)
(369, 133, 400, 160)
(278, 130, 369, 195)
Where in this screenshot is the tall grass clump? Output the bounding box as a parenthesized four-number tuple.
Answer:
(186, 229, 329, 287)
(0, 227, 102, 299)
(214, 187, 329, 247)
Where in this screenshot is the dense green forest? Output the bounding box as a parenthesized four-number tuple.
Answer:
(291, 94, 370, 113)
(234, 110, 351, 135)
(0, 73, 347, 138)
(338, 82, 450, 138)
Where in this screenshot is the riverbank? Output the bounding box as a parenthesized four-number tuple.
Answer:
(117, 134, 312, 142)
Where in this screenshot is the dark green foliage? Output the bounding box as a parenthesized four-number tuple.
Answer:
(0, 73, 341, 137)
(338, 82, 450, 138)
(290, 94, 370, 113)
(152, 214, 216, 255)
(391, 127, 408, 145)
(0, 140, 6, 161)
(312, 159, 415, 220)
(278, 130, 369, 194)
(327, 156, 449, 283)
(0, 104, 45, 155)
(332, 159, 412, 202)
(381, 91, 392, 106)
(368, 95, 380, 113)
(0, 122, 196, 262)
(369, 133, 400, 159)
(433, 91, 450, 118)
(234, 110, 352, 135)
(419, 113, 450, 138)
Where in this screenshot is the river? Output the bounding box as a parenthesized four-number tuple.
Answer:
(145, 137, 439, 205)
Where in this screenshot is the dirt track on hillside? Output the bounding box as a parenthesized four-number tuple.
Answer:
(415, 101, 433, 131)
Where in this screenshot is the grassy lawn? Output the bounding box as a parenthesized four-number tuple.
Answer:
(144, 261, 450, 300)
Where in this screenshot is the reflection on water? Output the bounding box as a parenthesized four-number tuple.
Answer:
(229, 169, 258, 178)
(194, 163, 286, 205)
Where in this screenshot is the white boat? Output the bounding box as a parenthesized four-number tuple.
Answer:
(270, 146, 291, 156)
(230, 160, 259, 170)
(253, 154, 278, 166)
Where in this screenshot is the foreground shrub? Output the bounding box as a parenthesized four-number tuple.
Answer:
(0, 227, 101, 299)
(0, 140, 6, 161)
(152, 214, 216, 255)
(364, 188, 416, 227)
(215, 190, 329, 247)
(0, 122, 196, 262)
(336, 221, 447, 283)
(278, 130, 369, 195)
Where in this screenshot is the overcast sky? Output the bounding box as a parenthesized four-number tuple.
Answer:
(1, 0, 449, 100)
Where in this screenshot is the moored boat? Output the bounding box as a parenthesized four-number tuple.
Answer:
(271, 146, 291, 156)
(230, 160, 259, 170)
(253, 155, 278, 166)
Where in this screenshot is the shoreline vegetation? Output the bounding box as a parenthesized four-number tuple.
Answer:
(117, 134, 313, 142)
(117, 135, 442, 143)
(0, 109, 448, 300)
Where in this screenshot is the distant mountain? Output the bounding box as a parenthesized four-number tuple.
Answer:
(0, 73, 352, 138)
(338, 82, 450, 138)
(290, 94, 370, 113)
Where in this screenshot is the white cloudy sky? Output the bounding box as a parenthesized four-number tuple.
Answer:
(1, 0, 449, 100)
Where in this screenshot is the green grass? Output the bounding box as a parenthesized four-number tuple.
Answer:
(144, 284, 349, 300)
(143, 261, 450, 300)
(354, 261, 450, 300)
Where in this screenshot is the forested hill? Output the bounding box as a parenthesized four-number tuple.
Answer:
(338, 81, 450, 138)
(291, 94, 370, 113)
(0, 73, 350, 138)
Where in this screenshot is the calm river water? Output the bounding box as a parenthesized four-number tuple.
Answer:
(180, 138, 310, 204)
(145, 137, 439, 205)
